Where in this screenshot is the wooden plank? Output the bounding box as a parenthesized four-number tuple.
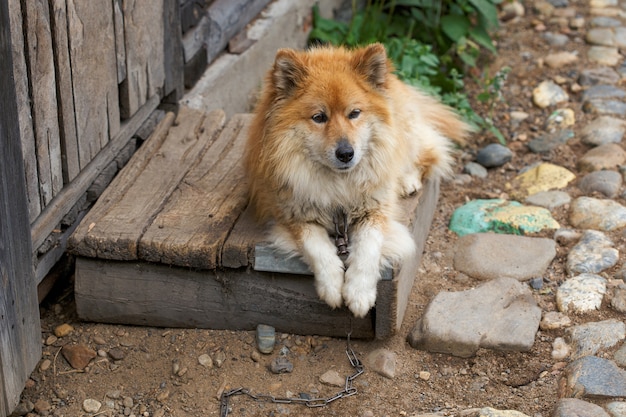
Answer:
(67, 0, 120, 164)
(23, 0, 63, 205)
(8, 0, 41, 222)
(139, 114, 250, 269)
(221, 205, 264, 268)
(0, 2, 42, 411)
(163, 0, 184, 101)
(68, 107, 226, 260)
(75, 258, 375, 338)
(119, 0, 165, 119)
(113, 0, 127, 83)
(32, 94, 160, 252)
(50, 0, 80, 182)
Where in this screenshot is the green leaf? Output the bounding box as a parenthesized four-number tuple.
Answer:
(440, 14, 470, 42)
(469, 24, 497, 53)
(468, 0, 499, 28)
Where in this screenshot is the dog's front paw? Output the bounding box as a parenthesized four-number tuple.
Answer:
(399, 174, 422, 198)
(314, 258, 345, 309)
(342, 269, 378, 318)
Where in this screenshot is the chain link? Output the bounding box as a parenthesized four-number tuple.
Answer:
(220, 323, 363, 417)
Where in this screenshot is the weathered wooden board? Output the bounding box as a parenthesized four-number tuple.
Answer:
(113, 0, 127, 83)
(163, 0, 184, 101)
(0, 3, 42, 411)
(75, 258, 375, 338)
(23, 0, 63, 205)
(139, 114, 251, 269)
(50, 0, 80, 183)
(8, 0, 40, 222)
(69, 107, 226, 260)
(119, 0, 166, 119)
(67, 0, 120, 164)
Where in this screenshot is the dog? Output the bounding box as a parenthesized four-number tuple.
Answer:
(244, 43, 470, 318)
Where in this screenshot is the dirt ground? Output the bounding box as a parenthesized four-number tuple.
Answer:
(22, 1, 626, 416)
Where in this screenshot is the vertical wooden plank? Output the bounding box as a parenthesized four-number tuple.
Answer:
(0, 1, 42, 412)
(50, 0, 80, 182)
(119, 0, 165, 119)
(163, 0, 184, 101)
(8, 0, 41, 222)
(67, 0, 120, 163)
(23, 0, 63, 205)
(113, 0, 127, 84)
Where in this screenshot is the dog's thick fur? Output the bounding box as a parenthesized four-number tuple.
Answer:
(245, 43, 470, 317)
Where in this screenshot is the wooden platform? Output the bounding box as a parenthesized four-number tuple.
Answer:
(68, 106, 439, 339)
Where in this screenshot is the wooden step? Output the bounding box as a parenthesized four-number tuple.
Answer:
(68, 106, 439, 339)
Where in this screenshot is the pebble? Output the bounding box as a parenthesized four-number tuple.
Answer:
(609, 283, 626, 313)
(478, 407, 530, 417)
(527, 129, 574, 153)
(545, 108, 575, 132)
(418, 371, 431, 381)
(566, 229, 619, 275)
(61, 344, 97, 370)
(578, 66, 621, 86)
(532, 80, 569, 108)
(586, 27, 626, 47)
(607, 402, 626, 417)
(581, 116, 626, 145)
(524, 190, 571, 210)
(408, 277, 541, 358)
(463, 161, 488, 178)
(319, 369, 345, 387)
(213, 350, 226, 368)
(544, 51, 578, 68)
(561, 356, 626, 398)
(365, 348, 397, 379)
(553, 398, 610, 417)
(453, 233, 556, 281)
(582, 84, 626, 101)
(93, 335, 106, 345)
(590, 16, 622, 26)
(45, 335, 58, 345)
(614, 344, 626, 367)
(33, 399, 51, 413)
(554, 228, 581, 245)
(198, 353, 213, 368)
(556, 273, 607, 313)
(540, 311, 572, 330)
(39, 359, 52, 372)
(509, 163, 576, 199)
(108, 347, 126, 361)
(567, 319, 626, 360)
(542, 32, 569, 46)
(256, 324, 276, 354)
(587, 46, 622, 65)
(269, 356, 293, 374)
(475, 143, 513, 168)
(54, 323, 74, 337)
(569, 196, 626, 230)
(83, 399, 102, 413)
(583, 99, 626, 116)
(552, 337, 571, 359)
(578, 170, 622, 197)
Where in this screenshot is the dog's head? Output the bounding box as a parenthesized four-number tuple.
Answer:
(267, 43, 393, 173)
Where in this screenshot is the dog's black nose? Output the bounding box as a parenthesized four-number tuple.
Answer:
(335, 141, 354, 163)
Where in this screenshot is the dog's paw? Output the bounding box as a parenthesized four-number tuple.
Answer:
(399, 174, 423, 198)
(314, 259, 345, 309)
(342, 269, 378, 318)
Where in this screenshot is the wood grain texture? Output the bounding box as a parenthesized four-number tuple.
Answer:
(67, 0, 120, 164)
(0, 3, 42, 410)
(163, 0, 184, 100)
(68, 107, 226, 260)
(113, 0, 127, 83)
(75, 258, 375, 338)
(221, 206, 264, 268)
(24, 0, 63, 205)
(119, 0, 165, 119)
(139, 114, 250, 269)
(8, 0, 40, 222)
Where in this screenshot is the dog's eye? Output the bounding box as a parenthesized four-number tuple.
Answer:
(312, 112, 328, 124)
(348, 109, 361, 120)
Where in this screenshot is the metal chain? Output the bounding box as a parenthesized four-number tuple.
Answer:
(220, 322, 364, 417)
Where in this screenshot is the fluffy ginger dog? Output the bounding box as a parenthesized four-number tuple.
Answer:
(245, 43, 470, 318)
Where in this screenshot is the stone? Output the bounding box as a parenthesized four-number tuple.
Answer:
(590, 16, 622, 27)
(579, 144, 626, 172)
(478, 408, 530, 417)
(582, 85, 626, 101)
(542, 32, 569, 46)
(533, 0, 555, 16)
(510, 111, 530, 125)
(566, 230, 619, 275)
(449, 199, 560, 236)
(509, 163, 576, 199)
(475, 144, 513, 168)
(586, 27, 626, 47)
(108, 347, 125, 361)
(583, 99, 626, 117)
(83, 399, 102, 413)
(33, 399, 51, 413)
(12, 400, 34, 416)
(213, 350, 226, 368)
(553, 398, 609, 417)
(93, 335, 106, 345)
(364, 348, 397, 379)
(545, 108, 575, 132)
(552, 337, 571, 360)
(588, 46, 622, 65)
(540, 311, 572, 330)
(464, 162, 488, 178)
(566, 319, 626, 360)
(560, 356, 626, 398)
(578, 170, 622, 198)
(528, 129, 574, 153)
(39, 358, 52, 372)
(614, 344, 626, 367)
(608, 283, 626, 313)
(62, 344, 97, 370)
(319, 369, 345, 386)
(532, 80, 569, 108)
(544, 51, 578, 68)
(579, 67, 621, 86)
(554, 228, 581, 245)
(590, 0, 617, 7)
(408, 277, 541, 358)
(198, 353, 213, 368)
(256, 324, 276, 354)
(269, 356, 293, 374)
(569, 197, 626, 230)
(556, 274, 607, 313)
(54, 323, 74, 337)
(607, 402, 626, 417)
(524, 190, 571, 210)
(453, 233, 556, 281)
(581, 116, 626, 146)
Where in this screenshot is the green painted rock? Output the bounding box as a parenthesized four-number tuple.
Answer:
(449, 199, 560, 236)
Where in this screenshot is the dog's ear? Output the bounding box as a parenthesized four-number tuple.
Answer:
(352, 43, 389, 89)
(272, 49, 306, 98)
